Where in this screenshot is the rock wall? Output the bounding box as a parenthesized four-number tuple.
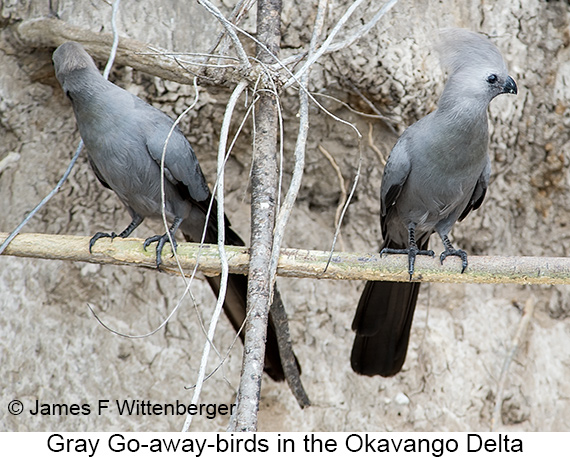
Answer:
(1, 0, 569, 431)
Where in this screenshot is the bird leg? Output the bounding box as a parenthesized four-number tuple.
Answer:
(89, 214, 144, 253)
(143, 217, 183, 267)
(380, 225, 434, 279)
(439, 234, 468, 273)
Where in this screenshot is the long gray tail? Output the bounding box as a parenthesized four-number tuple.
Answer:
(351, 239, 426, 376)
(203, 265, 292, 382)
(183, 224, 295, 381)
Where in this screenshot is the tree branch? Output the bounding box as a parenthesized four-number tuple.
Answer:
(234, 0, 283, 433)
(15, 18, 236, 86)
(283, 0, 398, 89)
(196, 0, 251, 69)
(3, 233, 570, 285)
(265, 0, 330, 410)
(182, 79, 249, 433)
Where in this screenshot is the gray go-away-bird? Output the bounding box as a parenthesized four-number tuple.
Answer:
(351, 29, 517, 377)
(53, 41, 296, 381)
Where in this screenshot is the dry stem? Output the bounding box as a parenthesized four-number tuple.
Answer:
(491, 296, 537, 431)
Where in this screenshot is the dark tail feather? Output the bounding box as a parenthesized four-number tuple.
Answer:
(204, 273, 290, 381)
(351, 240, 426, 377)
(183, 226, 294, 381)
(351, 280, 421, 376)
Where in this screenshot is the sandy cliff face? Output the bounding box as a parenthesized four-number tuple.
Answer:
(1, 0, 569, 431)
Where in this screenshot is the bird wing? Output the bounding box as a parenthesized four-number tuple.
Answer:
(137, 98, 210, 204)
(87, 155, 112, 190)
(458, 156, 491, 222)
(380, 136, 412, 236)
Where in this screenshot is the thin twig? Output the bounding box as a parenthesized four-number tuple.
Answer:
(491, 296, 537, 431)
(324, 0, 399, 54)
(193, 4, 366, 142)
(142, 50, 240, 60)
(313, 92, 393, 121)
(102, 0, 121, 79)
(183, 85, 262, 400)
(0, 142, 83, 256)
(285, 0, 367, 88)
(368, 122, 387, 166)
(318, 144, 347, 251)
(284, 0, 399, 89)
(264, 0, 332, 411)
(197, 0, 251, 70)
(269, 0, 328, 283)
(344, 79, 399, 134)
(182, 79, 249, 433)
(322, 142, 362, 274)
(204, 0, 256, 66)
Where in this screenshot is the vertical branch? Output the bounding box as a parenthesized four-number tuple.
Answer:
(182, 80, 248, 433)
(234, 0, 282, 432)
(265, 0, 330, 408)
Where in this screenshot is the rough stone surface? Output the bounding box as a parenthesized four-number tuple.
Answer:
(1, 0, 569, 431)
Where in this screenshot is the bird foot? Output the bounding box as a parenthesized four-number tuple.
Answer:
(380, 246, 435, 279)
(439, 248, 468, 273)
(143, 234, 177, 267)
(89, 231, 118, 253)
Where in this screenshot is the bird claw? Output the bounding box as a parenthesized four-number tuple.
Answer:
(89, 231, 118, 253)
(380, 246, 435, 279)
(143, 234, 177, 267)
(440, 248, 468, 273)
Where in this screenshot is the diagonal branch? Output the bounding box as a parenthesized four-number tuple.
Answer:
(16, 18, 199, 85)
(491, 296, 537, 431)
(196, 0, 251, 69)
(284, 0, 399, 89)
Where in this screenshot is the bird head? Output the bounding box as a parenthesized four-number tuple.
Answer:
(437, 28, 517, 107)
(52, 41, 99, 88)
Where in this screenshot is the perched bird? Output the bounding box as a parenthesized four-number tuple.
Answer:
(351, 29, 517, 377)
(53, 41, 295, 381)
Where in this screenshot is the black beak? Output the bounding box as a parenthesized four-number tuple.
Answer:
(503, 75, 517, 95)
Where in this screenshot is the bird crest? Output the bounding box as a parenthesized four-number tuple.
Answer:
(437, 28, 507, 76)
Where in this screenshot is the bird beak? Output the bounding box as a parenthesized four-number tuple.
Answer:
(503, 76, 517, 95)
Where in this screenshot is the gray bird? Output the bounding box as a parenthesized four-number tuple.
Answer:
(352, 29, 517, 377)
(53, 41, 296, 381)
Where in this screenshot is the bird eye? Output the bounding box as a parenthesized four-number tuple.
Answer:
(487, 74, 498, 84)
